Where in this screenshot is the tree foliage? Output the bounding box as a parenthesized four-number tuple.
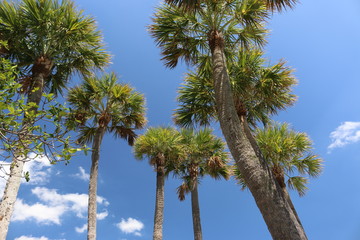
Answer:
(234, 122, 322, 196)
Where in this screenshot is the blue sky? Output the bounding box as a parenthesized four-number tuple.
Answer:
(2, 0, 360, 239)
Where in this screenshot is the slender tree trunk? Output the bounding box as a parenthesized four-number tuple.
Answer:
(87, 127, 105, 240)
(191, 181, 202, 240)
(153, 159, 165, 240)
(209, 31, 307, 240)
(0, 57, 52, 240)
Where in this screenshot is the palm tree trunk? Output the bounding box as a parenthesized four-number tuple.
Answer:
(209, 31, 307, 240)
(87, 127, 105, 240)
(153, 160, 165, 240)
(191, 181, 202, 240)
(0, 58, 51, 240)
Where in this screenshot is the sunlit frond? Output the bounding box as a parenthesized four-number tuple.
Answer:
(133, 127, 184, 168)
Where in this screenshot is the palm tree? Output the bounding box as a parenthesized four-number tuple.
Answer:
(67, 73, 146, 240)
(0, 1, 110, 238)
(174, 128, 229, 240)
(234, 122, 322, 226)
(150, 1, 307, 239)
(133, 127, 184, 240)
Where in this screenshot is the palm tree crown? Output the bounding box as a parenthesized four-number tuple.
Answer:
(67, 72, 146, 144)
(0, 0, 110, 95)
(235, 122, 322, 196)
(174, 128, 229, 200)
(150, 0, 268, 69)
(134, 127, 183, 168)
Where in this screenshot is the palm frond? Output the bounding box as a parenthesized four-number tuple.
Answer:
(265, 0, 298, 12)
(110, 126, 137, 146)
(287, 176, 308, 197)
(77, 126, 97, 145)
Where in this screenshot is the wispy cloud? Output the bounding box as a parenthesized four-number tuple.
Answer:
(73, 167, 90, 181)
(14, 236, 49, 240)
(116, 217, 144, 236)
(12, 187, 109, 225)
(328, 121, 360, 151)
(75, 223, 87, 233)
(97, 210, 109, 220)
(14, 237, 64, 240)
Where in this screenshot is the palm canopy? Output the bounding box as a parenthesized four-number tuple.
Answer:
(150, 0, 268, 69)
(174, 49, 297, 128)
(165, 0, 297, 12)
(234, 122, 322, 196)
(173, 128, 230, 200)
(67, 72, 146, 146)
(133, 127, 184, 168)
(0, 0, 110, 95)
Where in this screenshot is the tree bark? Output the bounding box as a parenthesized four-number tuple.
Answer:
(153, 160, 165, 240)
(87, 127, 105, 240)
(191, 181, 202, 240)
(209, 31, 307, 240)
(0, 57, 51, 240)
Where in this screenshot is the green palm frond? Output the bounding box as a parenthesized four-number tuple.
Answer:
(287, 176, 308, 197)
(265, 0, 298, 12)
(165, 0, 201, 11)
(77, 126, 97, 145)
(110, 126, 137, 146)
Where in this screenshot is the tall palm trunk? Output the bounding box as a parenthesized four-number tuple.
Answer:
(209, 30, 307, 240)
(153, 155, 165, 240)
(191, 181, 202, 240)
(0, 57, 52, 240)
(87, 127, 106, 240)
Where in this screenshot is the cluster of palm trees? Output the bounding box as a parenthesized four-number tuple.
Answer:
(0, 0, 322, 240)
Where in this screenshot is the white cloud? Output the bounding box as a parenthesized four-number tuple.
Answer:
(73, 167, 90, 181)
(75, 223, 87, 233)
(15, 236, 49, 240)
(97, 210, 108, 220)
(116, 218, 144, 236)
(11, 187, 109, 225)
(328, 121, 360, 151)
(13, 199, 65, 224)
